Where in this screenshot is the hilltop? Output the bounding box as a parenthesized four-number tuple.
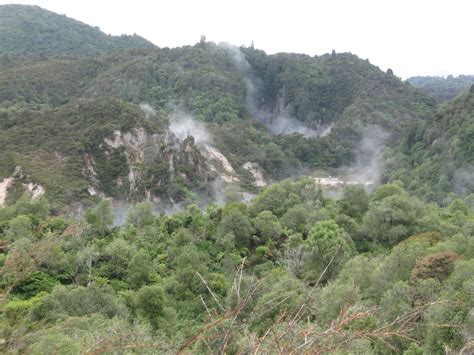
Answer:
(0, 5, 155, 57)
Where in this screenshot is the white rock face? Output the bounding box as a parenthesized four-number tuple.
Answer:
(103, 130, 123, 148)
(204, 145, 235, 174)
(0, 166, 46, 204)
(100, 126, 211, 199)
(243, 162, 266, 187)
(0, 177, 14, 205)
(203, 145, 239, 182)
(220, 175, 238, 183)
(83, 153, 102, 196)
(87, 186, 98, 196)
(123, 128, 147, 153)
(25, 182, 45, 198)
(103, 128, 149, 193)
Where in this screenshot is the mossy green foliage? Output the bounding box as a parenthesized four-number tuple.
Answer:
(389, 90, 474, 204)
(0, 181, 473, 353)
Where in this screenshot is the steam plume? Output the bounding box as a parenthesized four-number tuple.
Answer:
(169, 110, 211, 145)
(345, 125, 389, 187)
(221, 43, 323, 138)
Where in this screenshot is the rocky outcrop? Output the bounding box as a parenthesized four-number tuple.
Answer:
(24, 182, 45, 198)
(83, 153, 102, 196)
(93, 127, 210, 201)
(0, 166, 46, 205)
(243, 162, 266, 187)
(203, 145, 239, 183)
(0, 177, 13, 205)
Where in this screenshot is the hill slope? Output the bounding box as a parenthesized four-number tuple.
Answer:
(0, 43, 439, 207)
(387, 87, 474, 203)
(0, 5, 460, 209)
(408, 75, 474, 103)
(0, 5, 155, 57)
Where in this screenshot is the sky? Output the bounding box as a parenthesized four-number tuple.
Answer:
(2, 0, 473, 78)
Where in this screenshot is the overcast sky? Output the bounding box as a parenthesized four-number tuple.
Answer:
(2, 0, 473, 78)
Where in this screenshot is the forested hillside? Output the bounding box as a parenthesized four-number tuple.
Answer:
(0, 181, 473, 353)
(387, 89, 474, 204)
(0, 5, 473, 353)
(408, 75, 474, 103)
(0, 5, 442, 208)
(0, 5, 154, 57)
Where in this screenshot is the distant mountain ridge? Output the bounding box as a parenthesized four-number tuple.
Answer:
(408, 75, 474, 103)
(0, 4, 155, 57)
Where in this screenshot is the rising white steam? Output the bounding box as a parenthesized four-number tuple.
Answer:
(168, 110, 211, 145)
(220, 43, 331, 138)
(345, 125, 390, 187)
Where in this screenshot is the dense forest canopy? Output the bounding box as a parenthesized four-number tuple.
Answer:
(0, 4, 473, 354)
(408, 75, 474, 103)
(1, 180, 473, 353)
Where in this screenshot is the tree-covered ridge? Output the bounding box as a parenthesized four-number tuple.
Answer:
(388, 89, 474, 204)
(243, 49, 435, 136)
(0, 38, 438, 207)
(0, 57, 105, 107)
(0, 180, 473, 353)
(0, 5, 155, 57)
(408, 75, 474, 103)
(0, 4, 471, 211)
